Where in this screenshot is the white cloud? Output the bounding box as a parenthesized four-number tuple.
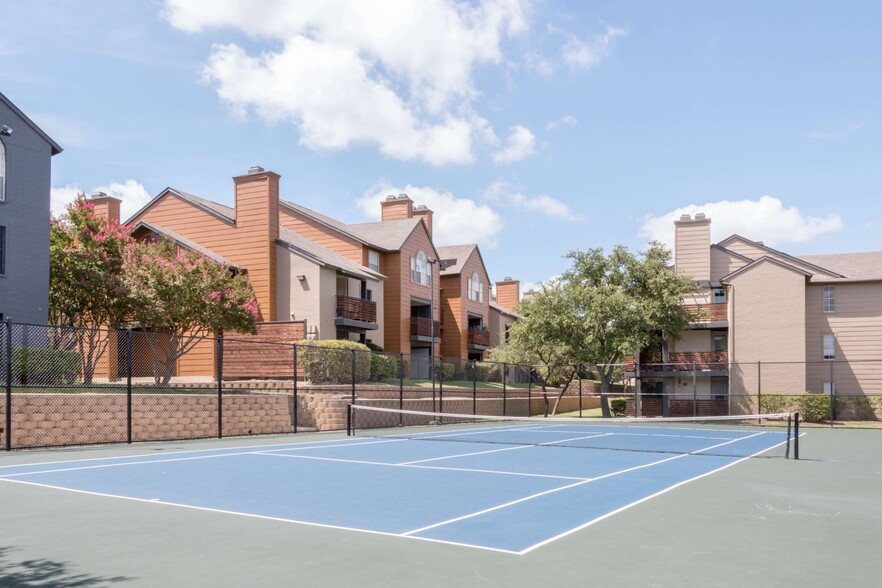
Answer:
(639, 196, 844, 250)
(493, 125, 537, 163)
(807, 121, 868, 139)
(356, 182, 504, 249)
(165, 0, 530, 166)
(562, 25, 626, 69)
(51, 180, 152, 222)
(545, 115, 578, 130)
(484, 179, 585, 221)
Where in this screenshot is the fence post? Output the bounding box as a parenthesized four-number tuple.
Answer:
(5, 318, 11, 451)
(126, 329, 133, 444)
(217, 337, 223, 439)
(692, 361, 697, 417)
(527, 366, 532, 417)
(399, 353, 404, 426)
(292, 344, 298, 434)
(502, 362, 507, 416)
(438, 355, 444, 417)
(757, 361, 762, 421)
(472, 359, 477, 416)
(829, 360, 835, 426)
(578, 364, 583, 418)
(351, 348, 356, 405)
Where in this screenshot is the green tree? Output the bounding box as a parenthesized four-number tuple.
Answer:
(49, 195, 134, 383)
(123, 238, 259, 385)
(488, 280, 578, 416)
(561, 244, 696, 417)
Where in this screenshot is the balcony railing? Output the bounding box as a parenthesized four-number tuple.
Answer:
(336, 295, 377, 323)
(467, 327, 490, 347)
(410, 317, 442, 338)
(683, 303, 728, 322)
(625, 351, 728, 372)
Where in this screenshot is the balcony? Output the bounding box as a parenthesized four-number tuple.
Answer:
(625, 351, 728, 373)
(335, 296, 378, 330)
(683, 303, 728, 324)
(410, 317, 442, 341)
(467, 326, 490, 349)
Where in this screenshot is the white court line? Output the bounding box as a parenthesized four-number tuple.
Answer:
(0, 476, 522, 556)
(398, 433, 615, 465)
(401, 431, 766, 537)
(0, 435, 385, 472)
(519, 431, 794, 554)
(254, 451, 587, 481)
(0, 438, 407, 479)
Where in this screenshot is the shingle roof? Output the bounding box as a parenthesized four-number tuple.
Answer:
(280, 200, 367, 244)
(347, 218, 423, 252)
(278, 226, 384, 281)
(797, 251, 882, 282)
(437, 244, 478, 275)
(124, 188, 235, 226)
(132, 222, 242, 268)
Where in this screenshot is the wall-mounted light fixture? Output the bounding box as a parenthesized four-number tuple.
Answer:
(0, 125, 13, 136)
(296, 275, 306, 281)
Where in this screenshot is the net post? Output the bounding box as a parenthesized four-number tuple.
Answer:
(785, 413, 792, 459)
(347, 403, 353, 436)
(293, 344, 298, 434)
(472, 359, 477, 416)
(439, 355, 444, 419)
(578, 363, 583, 418)
(528, 366, 532, 417)
(757, 361, 762, 425)
(794, 412, 800, 459)
(217, 337, 223, 439)
(692, 361, 697, 417)
(399, 352, 404, 426)
(502, 363, 508, 416)
(4, 318, 12, 451)
(351, 349, 356, 405)
(126, 328, 133, 444)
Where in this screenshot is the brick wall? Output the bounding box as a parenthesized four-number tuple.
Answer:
(224, 322, 306, 379)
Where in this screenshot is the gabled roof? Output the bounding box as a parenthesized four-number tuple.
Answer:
(347, 218, 425, 252)
(277, 226, 385, 282)
(131, 221, 242, 269)
(490, 301, 522, 320)
(125, 187, 235, 226)
(720, 255, 812, 282)
(0, 91, 63, 155)
(280, 199, 368, 245)
(797, 251, 882, 282)
(437, 244, 488, 277)
(716, 235, 845, 279)
(710, 244, 753, 263)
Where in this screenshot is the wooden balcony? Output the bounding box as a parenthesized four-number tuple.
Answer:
(410, 317, 442, 339)
(336, 295, 377, 324)
(467, 327, 490, 348)
(625, 351, 728, 372)
(683, 303, 727, 322)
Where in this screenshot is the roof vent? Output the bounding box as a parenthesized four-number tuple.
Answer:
(757, 241, 764, 246)
(414, 204, 427, 211)
(91, 191, 108, 198)
(385, 194, 397, 201)
(679, 214, 691, 221)
(504, 276, 512, 281)
(695, 213, 706, 220)
(248, 166, 265, 174)
(398, 193, 410, 200)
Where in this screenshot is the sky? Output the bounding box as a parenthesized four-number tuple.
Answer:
(2, 0, 880, 294)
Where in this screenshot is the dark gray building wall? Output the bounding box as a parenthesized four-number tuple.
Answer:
(0, 98, 58, 324)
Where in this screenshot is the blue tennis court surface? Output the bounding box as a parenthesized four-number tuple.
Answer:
(0, 421, 795, 554)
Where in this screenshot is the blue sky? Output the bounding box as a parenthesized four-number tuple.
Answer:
(3, 0, 880, 293)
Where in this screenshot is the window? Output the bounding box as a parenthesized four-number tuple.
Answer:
(712, 333, 727, 352)
(0, 225, 5, 275)
(0, 139, 5, 202)
(410, 250, 431, 285)
(823, 334, 835, 360)
(712, 288, 726, 304)
(468, 272, 483, 302)
(823, 286, 835, 313)
(368, 250, 380, 272)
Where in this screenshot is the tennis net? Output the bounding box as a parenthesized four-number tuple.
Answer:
(347, 405, 799, 459)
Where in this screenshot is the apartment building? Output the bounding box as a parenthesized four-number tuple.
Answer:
(437, 244, 491, 361)
(488, 277, 521, 348)
(631, 212, 882, 416)
(0, 91, 63, 324)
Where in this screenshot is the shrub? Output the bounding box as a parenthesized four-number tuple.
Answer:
(440, 362, 457, 382)
(796, 393, 839, 423)
(474, 361, 501, 383)
(298, 340, 371, 384)
(759, 394, 790, 415)
(12, 347, 81, 385)
(369, 353, 399, 382)
(610, 397, 627, 417)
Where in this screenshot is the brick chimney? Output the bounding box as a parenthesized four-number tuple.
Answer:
(495, 277, 520, 310)
(232, 166, 280, 322)
(380, 194, 413, 221)
(674, 212, 711, 282)
(88, 192, 122, 224)
(412, 204, 433, 239)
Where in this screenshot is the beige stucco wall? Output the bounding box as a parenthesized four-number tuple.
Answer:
(728, 260, 806, 397)
(675, 218, 711, 282)
(805, 281, 882, 395)
(710, 247, 748, 283)
(672, 330, 711, 353)
(488, 307, 517, 348)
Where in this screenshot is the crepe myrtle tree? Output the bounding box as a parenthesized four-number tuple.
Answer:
(488, 280, 579, 416)
(561, 243, 696, 417)
(49, 195, 134, 383)
(123, 238, 259, 385)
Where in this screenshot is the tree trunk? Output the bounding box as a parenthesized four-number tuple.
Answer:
(597, 365, 612, 418)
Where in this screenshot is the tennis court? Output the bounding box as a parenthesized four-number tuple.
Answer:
(1, 410, 881, 587)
